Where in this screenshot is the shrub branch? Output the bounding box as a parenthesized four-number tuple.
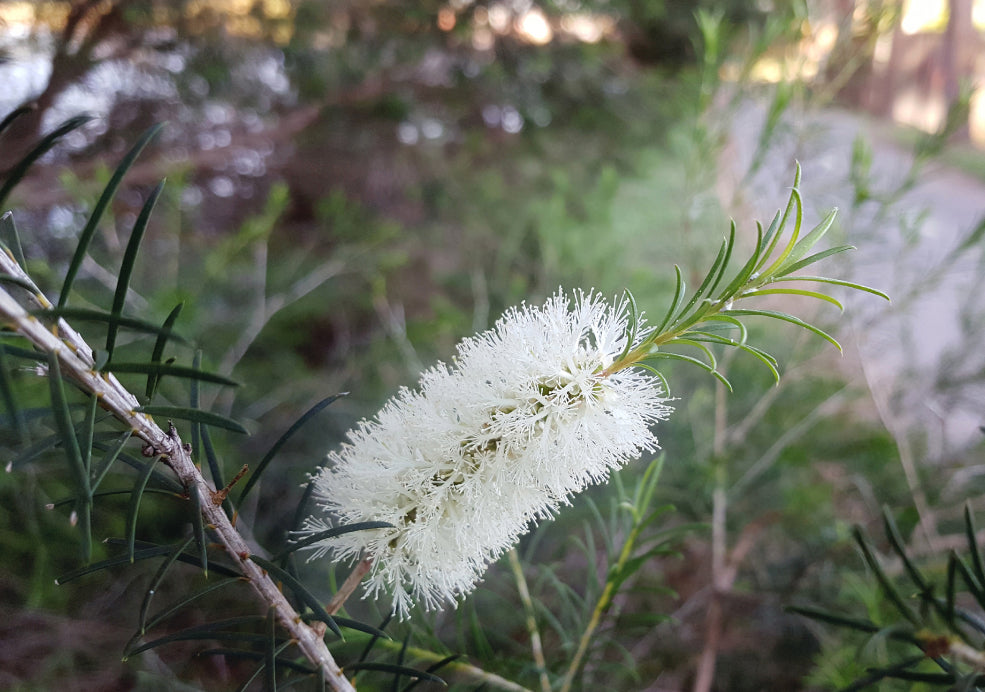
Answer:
(0, 248, 355, 692)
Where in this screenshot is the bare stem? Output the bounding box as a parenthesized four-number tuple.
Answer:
(507, 549, 551, 692)
(327, 557, 373, 616)
(0, 250, 355, 692)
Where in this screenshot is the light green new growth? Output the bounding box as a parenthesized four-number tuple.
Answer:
(604, 164, 889, 390)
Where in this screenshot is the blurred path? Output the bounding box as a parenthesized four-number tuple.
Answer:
(720, 99, 985, 463)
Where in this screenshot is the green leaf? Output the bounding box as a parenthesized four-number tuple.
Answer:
(190, 488, 208, 578)
(143, 578, 242, 635)
(0, 104, 34, 137)
(853, 526, 919, 625)
(331, 616, 390, 640)
(127, 455, 160, 562)
(0, 343, 26, 443)
(109, 361, 240, 388)
(125, 616, 270, 657)
(136, 406, 249, 435)
(642, 351, 732, 391)
(265, 607, 277, 692)
(199, 423, 226, 510)
(966, 505, 985, 593)
(196, 647, 315, 675)
(401, 655, 461, 692)
(138, 537, 195, 635)
(345, 662, 444, 687)
(0, 272, 35, 293)
(771, 246, 855, 277)
(740, 287, 844, 310)
(239, 394, 345, 504)
(56, 540, 241, 585)
(30, 307, 190, 344)
(275, 522, 394, 559)
(247, 555, 341, 638)
(760, 188, 804, 277)
(0, 114, 93, 210)
(786, 604, 880, 633)
(675, 231, 731, 323)
(107, 180, 166, 358)
(715, 221, 764, 304)
(146, 303, 184, 398)
(723, 308, 842, 351)
(654, 265, 685, 335)
(633, 362, 670, 396)
(775, 207, 838, 273)
(771, 274, 891, 301)
(617, 288, 639, 364)
(59, 123, 164, 307)
(89, 430, 133, 492)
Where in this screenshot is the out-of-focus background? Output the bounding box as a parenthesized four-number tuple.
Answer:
(1, 1, 985, 690)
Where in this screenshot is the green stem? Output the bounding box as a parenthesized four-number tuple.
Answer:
(559, 516, 646, 692)
(508, 549, 551, 692)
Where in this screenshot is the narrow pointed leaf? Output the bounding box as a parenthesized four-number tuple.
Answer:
(723, 308, 842, 351)
(787, 604, 880, 633)
(239, 394, 345, 504)
(345, 662, 445, 687)
(199, 424, 226, 511)
(882, 508, 931, 594)
(136, 406, 249, 435)
(0, 212, 27, 275)
(197, 647, 315, 675)
(247, 555, 341, 638)
(676, 234, 730, 321)
(0, 343, 26, 443)
(138, 536, 195, 635)
(654, 266, 685, 334)
(402, 655, 461, 692)
(0, 114, 93, 210)
(715, 222, 764, 303)
(775, 207, 838, 272)
(109, 361, 240, 387)
(275, 522, 394, 559)
(127, 455, 160, 562)
(146, 303, 183, 398)
(771, 274, 891, 301)
(90, 430, 133, 492)
(617, 288, 639, 364)
(761, 188, 803, 277)
(30, 307, 190, 343)
(107, 180, 165, 357)
(966, 505, 985, 592)
(0, 104, 34, 136)
(0, 272, 36, 293)
(853, 526, 919, 625)
(330, 616, 389, 639)
(59, 123, 164, 307)
(740, 287, 843, 310)
(125, 615, 270, 657)
(144, 578, 242, 634)
(642, 351, 733, 391)
(633, 362, 670, 396)
(773, 246, 856, 277)
(189, 487, 208, 578)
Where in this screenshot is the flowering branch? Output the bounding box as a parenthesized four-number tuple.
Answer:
(0, 248, 355, 692)
(603, 164, 888, 389)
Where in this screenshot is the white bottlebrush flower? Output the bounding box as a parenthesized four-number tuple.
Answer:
(302, 289, 672, 617)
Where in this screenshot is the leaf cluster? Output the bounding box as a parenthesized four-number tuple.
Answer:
(792, 507, 985, 691)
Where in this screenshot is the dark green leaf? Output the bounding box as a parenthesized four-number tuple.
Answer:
(143, 578, 242, 634)
(197, 647, 315, 675)
(190, 488, 208, 578)
(30, 307, 190, 343)
(401, 655, 461, 692)
(723, 308, 842, 351)
(654, 265, 684, 335)
(146, 303, 184, 398)
(138, 537, 195, 635)
(90, 430, 133, 493)
(136, 406, 249, 435)
(127, 455, 160, 562)
(965, 504, 985, 594)
(0, 343, 26, 443)
(107, 180, 165, 357)
(0, 272, 36, 293)
(109, 361, 240, 388)
(247, 554, 341, 638)
(265, 607, 277, 692)
(0, 104, 34, 137)
(345, 662, 444, 687)
(0, 212, 26, 276)
(199, 423, 226, 512)
(0, 114, 92, 210)
(853, 526, 919, 625)
(125, 616, 271, 657)
(59, 123, 164, 307)
(274, 522, 394, 560)
(239, 394, 345, 504)
(786, 604, 880, 633)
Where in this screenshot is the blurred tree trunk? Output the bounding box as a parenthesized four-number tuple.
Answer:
(0, 1, 128, 172)
(942, 0, 976, 140)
